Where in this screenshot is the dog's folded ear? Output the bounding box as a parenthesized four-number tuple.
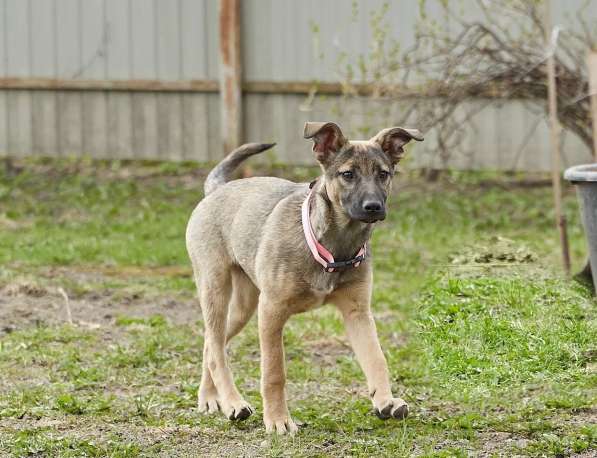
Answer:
(304, 122, 347, 165)
(370, 127, 424, 165)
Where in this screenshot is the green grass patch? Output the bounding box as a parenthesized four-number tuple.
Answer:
(0, 160, 595, 456)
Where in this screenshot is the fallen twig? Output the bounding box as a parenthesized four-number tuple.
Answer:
(58, 287, 73, 325)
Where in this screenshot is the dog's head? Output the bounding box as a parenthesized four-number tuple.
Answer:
(304, 122, 423, 223)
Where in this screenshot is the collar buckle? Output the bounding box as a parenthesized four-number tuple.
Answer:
(327, 254, 365, 269)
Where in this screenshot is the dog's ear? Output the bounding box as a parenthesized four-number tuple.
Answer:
(304, 122, 347, 165)
(370, 127, 424, 165)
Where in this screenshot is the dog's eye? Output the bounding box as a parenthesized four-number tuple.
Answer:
(378, 170, 390, 180)
(341, 171, 354, 180)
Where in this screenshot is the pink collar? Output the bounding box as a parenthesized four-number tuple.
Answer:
(301, 184, 367, 273)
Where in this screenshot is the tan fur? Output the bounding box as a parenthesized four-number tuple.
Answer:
(186, 122, 422, 434)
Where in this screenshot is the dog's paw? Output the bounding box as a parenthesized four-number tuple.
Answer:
(222, 400, 254, 421)
(264, 413, 298, 435)
(374, 397, 409, 420)
(198, 391, 221, 414)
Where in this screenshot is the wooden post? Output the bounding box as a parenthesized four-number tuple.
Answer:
(588, 51, 597, 161)
(545, 1, 571, 275)
(219, 0, 242, 155)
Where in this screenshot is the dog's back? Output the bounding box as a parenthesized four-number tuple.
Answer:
(186, 164, 305, 283)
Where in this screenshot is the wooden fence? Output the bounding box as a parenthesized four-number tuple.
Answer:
(0, 0, 594, 170)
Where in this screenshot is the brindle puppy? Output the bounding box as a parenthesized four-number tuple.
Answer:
(186, 122, 423, 434)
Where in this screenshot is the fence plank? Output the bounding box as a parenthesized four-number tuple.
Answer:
(207, 94, 220, 160)
(157, 93, 183, 160)
(0, 0, 7, 153)
(56, 0, 83, 155)
(156, 0, 181, 80)
(130, 0, 157, 160)
(56, 92, 84, 156)
(80, 0, 107, 158)
(105, 0, 132, 158)
(30, 0, 56, 77)
(32, 91, 58, 156)
(105, 0, 131, 79)
(180, 0, 208, 79)
(244, 93, 275, 164)
(0, 92, 6, 154)
(81, 92, 108, 158)
(107, 92, 133, 158)
(205, 0, 219, 80)
(5, 0, 30, 77)
(182, 93, 209, 161)
(80, 0, 106, 78)
(5, 1, 32, 155)
(131, 92, 158, 159)
(56, 0, 81, 78)
(6, 91, 33, 156)
(30, 0, 58, 156)
(130, 0, 157, 79)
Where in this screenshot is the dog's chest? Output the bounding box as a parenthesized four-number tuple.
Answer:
(302, 271, 350, 309)
(312, 268, 346, 292)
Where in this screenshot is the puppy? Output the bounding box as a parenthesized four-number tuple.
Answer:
(186, 122, 423, 434)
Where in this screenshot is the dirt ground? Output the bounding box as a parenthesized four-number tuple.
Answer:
(0, 270, 199, 334)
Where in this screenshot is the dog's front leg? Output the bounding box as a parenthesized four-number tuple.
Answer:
(258, 297, 298, 435)
(334, 293, 409, 420)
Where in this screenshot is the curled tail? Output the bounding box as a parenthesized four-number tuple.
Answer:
(204, 142, 275, 195)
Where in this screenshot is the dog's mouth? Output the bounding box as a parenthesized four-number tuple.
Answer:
(346, 205, 387, 224)
(358, 215, 386, 224)
(350, 211, 386, 224)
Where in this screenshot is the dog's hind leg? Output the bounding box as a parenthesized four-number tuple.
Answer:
(195, 268, 221, 415)
(196, 267, 257, 417)
(199, 266, 254, 421)
(198, 339, 220, 413)
(188, 218, 221, 415)
(226, 267, 259, 343)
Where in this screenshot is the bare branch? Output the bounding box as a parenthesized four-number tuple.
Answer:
(331, 0, 595, 164)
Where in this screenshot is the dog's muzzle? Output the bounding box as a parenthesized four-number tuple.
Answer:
(350, 200, 386, 223)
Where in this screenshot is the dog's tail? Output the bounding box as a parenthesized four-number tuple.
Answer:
(204, 142, 275, 196)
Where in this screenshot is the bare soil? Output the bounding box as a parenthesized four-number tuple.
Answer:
(0, 275, 199, 335)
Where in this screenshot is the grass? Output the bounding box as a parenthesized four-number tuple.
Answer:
(0, 159, 595, 457)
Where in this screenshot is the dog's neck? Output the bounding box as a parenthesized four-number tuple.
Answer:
(309, 181, 373, 262)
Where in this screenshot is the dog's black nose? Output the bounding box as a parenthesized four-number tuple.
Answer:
(363, 201, 383, 213)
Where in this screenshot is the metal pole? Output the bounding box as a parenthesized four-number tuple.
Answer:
(218, 0, 242, 155)
(588, 51, 597, 161)
(545, 1, 571, 275)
